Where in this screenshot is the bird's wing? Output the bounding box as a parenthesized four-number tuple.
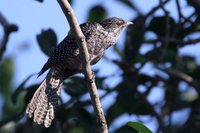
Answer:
(38, 35, 78, 77)
(38, 22, 99, 77)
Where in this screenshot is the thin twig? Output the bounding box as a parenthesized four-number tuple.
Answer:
(159, 0, 169, 14)
(187, 0, 200, 15)
(157, 67, 200, 95)
(182, 11, 196, 25)
(176, 0, 184, 23)
(57, 0, 108, 133)
(144, 0, 170, 19)
(159, 0, 170, 62)
(0, 13, 18, 61)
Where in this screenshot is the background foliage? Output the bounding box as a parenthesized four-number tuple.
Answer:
(0, 0, 200, 133)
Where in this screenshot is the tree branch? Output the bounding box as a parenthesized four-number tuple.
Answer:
(187, 0, 200, 15)
(0, 13, 18, 61)
(176, 0, 183, 23)
(157, 67, 200, 95)
(145, 38, 200, 47)
(144, 0, 170, 19)
(57, 0, 108, 132)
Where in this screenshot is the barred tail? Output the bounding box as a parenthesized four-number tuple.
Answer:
(26, 70, 63, 128)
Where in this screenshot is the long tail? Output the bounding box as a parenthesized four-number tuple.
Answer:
(26, 70, 63, 127)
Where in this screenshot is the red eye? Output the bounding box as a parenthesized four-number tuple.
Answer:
(116, 21, 124, 26)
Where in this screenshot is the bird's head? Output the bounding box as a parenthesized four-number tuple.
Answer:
(100, 17, 133, 32)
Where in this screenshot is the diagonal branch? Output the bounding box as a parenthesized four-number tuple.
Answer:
(57, 0, 108, 133)
(0, 13, 18, 61)
(157, 67, 200, 95)
(144, 0, 170, 19)
(144, 38, 200, 47)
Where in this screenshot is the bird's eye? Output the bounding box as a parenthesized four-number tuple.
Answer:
(116, 20, 124, 26)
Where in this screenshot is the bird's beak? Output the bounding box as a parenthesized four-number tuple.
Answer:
(125, 21, 134, 26)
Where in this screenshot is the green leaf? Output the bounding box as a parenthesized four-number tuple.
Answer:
(63, 77, 88, 97)
(106, 101, 126, 124)
(34, 0, 73, 4)
(36, 28, 57, 57)
(94, 76, 106, 89)
(75, 108, 96, 132)
(107, 77, 155, 124)
(11, 74, 34, 104)
(88, 5, 107, 22)
(69, 128, 84, 133)
(132, 55, 146, 64)
(116, 0, 140, 12)
(137, 74, 153, 83)
(176, 21, 200, 39)
(148, 16, 176, 37)
(0, 58, 14, 95)
(124, 16, 146, 62)
(127, 122, 152, 133)
(34, 0, 44, 2)
(56, 107, 96, 133)
(68, 0, 73, 4)
(114, 125, 136, 133)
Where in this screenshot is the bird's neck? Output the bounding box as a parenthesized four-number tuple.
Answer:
(102, 29, 121, 49)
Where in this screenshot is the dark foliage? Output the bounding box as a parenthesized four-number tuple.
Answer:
(0, 0, 200, 133)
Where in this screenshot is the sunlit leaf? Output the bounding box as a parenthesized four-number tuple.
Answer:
(127, 122, 152, 133)
(36, 28, 57, 57)
(114, 125, 136, 133)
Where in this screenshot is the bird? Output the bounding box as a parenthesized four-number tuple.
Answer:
(26, 17, 133, 128)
